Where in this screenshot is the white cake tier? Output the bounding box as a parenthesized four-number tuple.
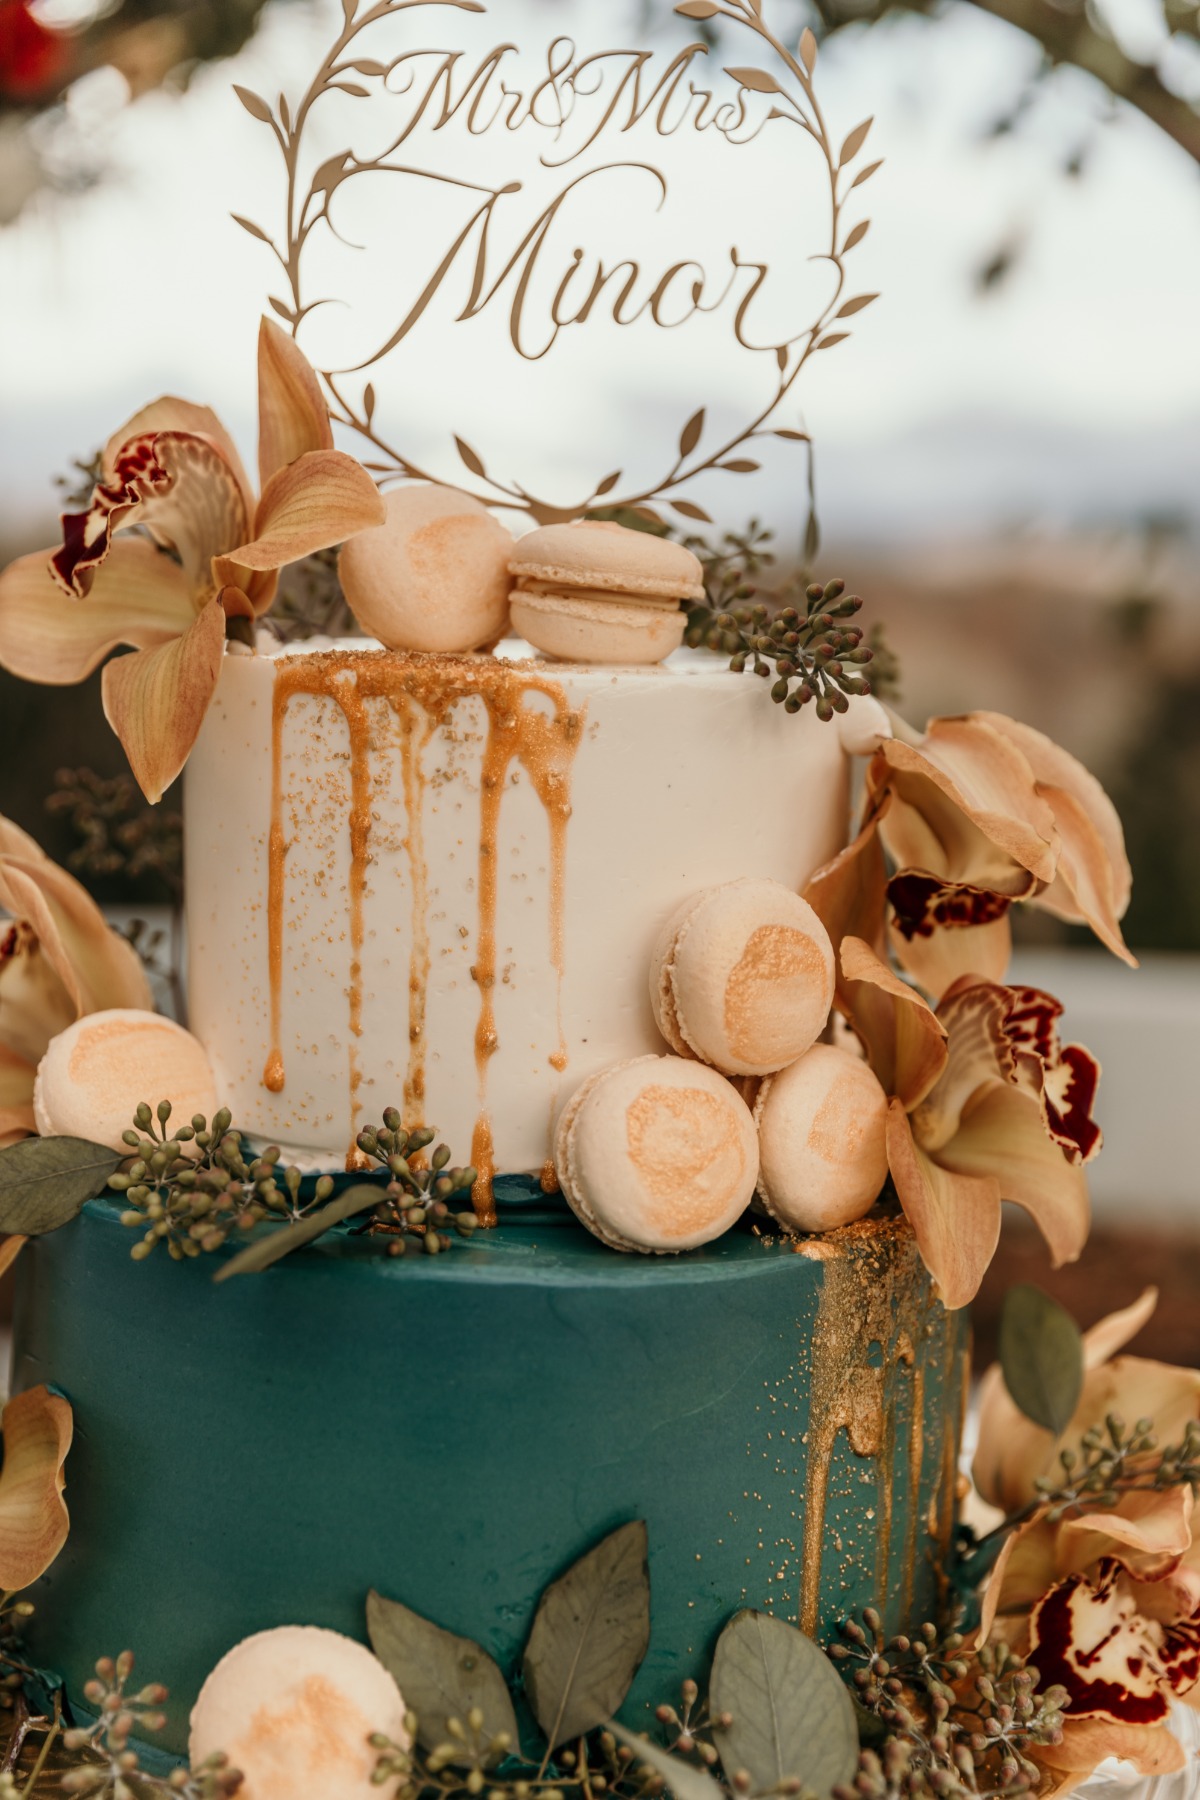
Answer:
(184, 641, 886, 1190)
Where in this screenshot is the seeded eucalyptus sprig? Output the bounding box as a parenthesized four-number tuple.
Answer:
(685, 580, 874, 721)
(108, 1102, 288, 1263)
(831, 1609, 1067, 1800)
(355, 1111, 479, 1257)
(56, 1652, 241, 1798)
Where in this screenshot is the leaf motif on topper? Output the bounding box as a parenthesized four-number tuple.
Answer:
(230, 0, 882, 526)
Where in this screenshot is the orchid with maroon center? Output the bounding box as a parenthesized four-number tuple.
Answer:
(805, 710, 1135, 1001)
(0, 814, 151, 1146)
(0, 320, 385, 803)
(840, 935, 1098, 1308)
(974, 1292, 1200, 1788)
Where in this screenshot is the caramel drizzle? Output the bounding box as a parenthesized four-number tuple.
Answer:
(262, 650, 582, 1188)
(797, 1221, 953, 1638)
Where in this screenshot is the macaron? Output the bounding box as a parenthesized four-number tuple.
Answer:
(650, 879, 835, 1078)
(33, 1010, 218, 1151)
(190, 1625, 410, 1799)
(555, 1054, 759, 1254)
(754, 1043, 889, 1233)
(509, 521, 704, 665)
(339, 483, 513, 653)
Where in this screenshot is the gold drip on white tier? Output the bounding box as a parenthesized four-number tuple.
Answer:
(184, 640, 888, 1184)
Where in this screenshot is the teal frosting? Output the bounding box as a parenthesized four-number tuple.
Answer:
(11, 1199, 967, 1757)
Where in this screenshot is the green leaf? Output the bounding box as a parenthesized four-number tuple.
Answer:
(999, 1284, 1084, 1434)
(213, 1184, 381, 1282)
(607, 1723, 725, 1800)
(0, 1137, 121, 1236)
(710, 1612, 858, 1800)
(522, 1521, 650, 1751)
(367, 1590, 520, 1764)
(725, 66, 783, 95)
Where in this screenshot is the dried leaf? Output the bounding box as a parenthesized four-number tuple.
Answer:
(850, 159, 884, 190)
(676, 0, 721, 16)
(213, 1184, 381, 1282)
(367, 1591, 520, 1764)
(456, 437, 488, 479)
(678, 408, 706, 458)
(232, 214, 273, 245)
(522, 1521, 650, 1751)
(234, 85, 274, 125)
(0, 1137, 121, 1236)
(726, 66, 782, 95)
(670, 500, 713, 523)
(816, 332, 850, 350)
(799, 27, 818, 72)
(838, 117, 874, 167)
(718, 459, 760, 473)
(710, 1612, 858, 1800)
(836, 293, 879, 318)
(999, 1284, 1083, 1435)
(842, 219, 870, 252)
(609, 1724, 724, 1800)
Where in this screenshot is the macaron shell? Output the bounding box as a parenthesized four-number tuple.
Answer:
(510, 520, 705, 602)
(648, 893, 706, 1059)
(33, 1009, 217, 1151)
(555, 1054, 759, 1254)
(511, 589, 686, 666)
(665, 879, 835, 1076)
(754, 1043, 889, 1233)
(339, 483, 513, 653)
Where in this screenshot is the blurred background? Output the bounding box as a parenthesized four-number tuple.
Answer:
(1, 0, 1197, 1358)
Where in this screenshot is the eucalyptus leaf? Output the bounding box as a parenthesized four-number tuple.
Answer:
(522, 1520, 650, 1751)
(213, 1184, 381, 1282)
(710, 1611, 858, 1799)
(0, 1136, 122, 1235)
(367, 1590, 520, 1763)
(999, 1284, 1084, 1435)
(607, 1722, 725, 1800)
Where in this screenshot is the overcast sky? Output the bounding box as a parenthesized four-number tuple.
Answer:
(2, 0, 1198, 545)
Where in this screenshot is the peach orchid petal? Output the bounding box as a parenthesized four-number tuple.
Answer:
(839, 934, 947, 1108)
(0, 859, 151, 1030)
(0, 1035, 36, 1144)
(973, 1364, 1060, 1515)
(910, 982, 1016, 1152)
(977, 1514, 1060, 1644)
(54, 432, 248, 600)
(1058, 1487, 1195, 1584)
(803, 810, 890, 1009)
(0, 1386, 72, 1591)
(885, 1097, 1001, 1309)
(1077, 1356, 1200, 1461)
(257, 319, 334, 489)
(215, 449, 387, 603)
(879, 714, 1060, 885)
(103, 397, 255, 518)
(938, 1082, 1091, 1270)
(974, 712, 1132, 921)
(1037, 782, 1138, 968)
(1036, 1717, 1188, 1780)
(101, 597, 226, 804)
(0, 538, 195, 685)
(1028, 1557, 1200, 1725)
(0, 1237, 27, 1276)
(1084, 1288, 1158, 1370)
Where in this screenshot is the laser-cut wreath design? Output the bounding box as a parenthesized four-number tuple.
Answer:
(232, 0, 881, 527)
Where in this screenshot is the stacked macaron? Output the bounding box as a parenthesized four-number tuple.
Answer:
(509, 520, 705, 665)
(339, 483, 515, 653)
(555, 876, 891, 1254)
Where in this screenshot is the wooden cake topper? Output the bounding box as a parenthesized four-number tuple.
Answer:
(232, 0, 880, 526)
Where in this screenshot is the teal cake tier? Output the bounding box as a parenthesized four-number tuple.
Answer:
(11, 1199, 968, 1756)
